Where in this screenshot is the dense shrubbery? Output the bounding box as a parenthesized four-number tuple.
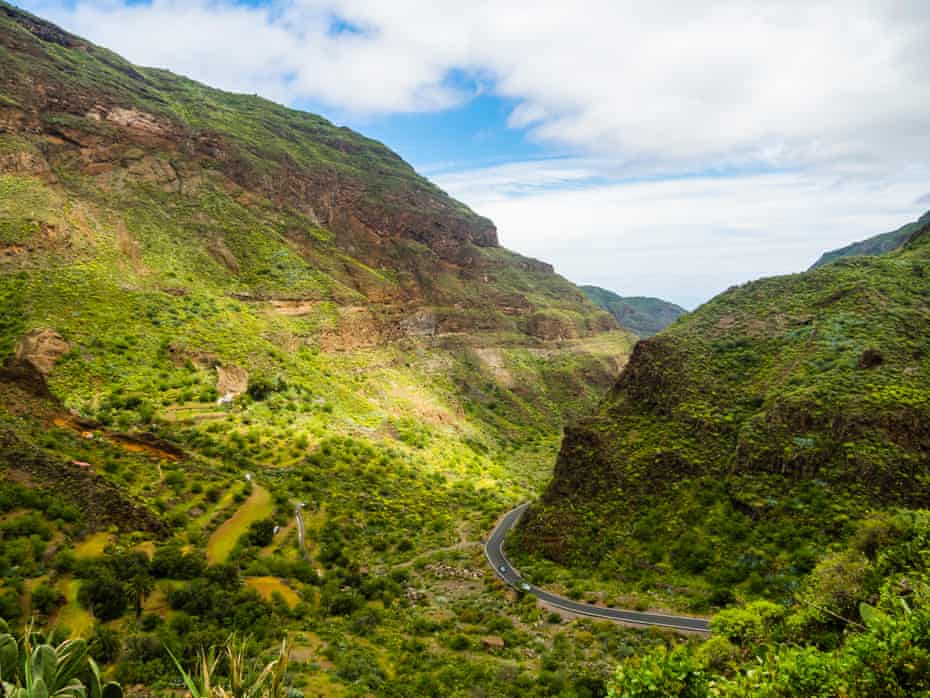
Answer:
(526, 222, 930, 608)
(607, 511, 930, 697)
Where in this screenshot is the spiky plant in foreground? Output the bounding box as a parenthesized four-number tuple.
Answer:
(168, 635, 292, 698)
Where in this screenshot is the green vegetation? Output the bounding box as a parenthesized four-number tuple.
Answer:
(6, 1, 929, 694)
(606, 511, 930, 696)
(0, 619, 123, 698)
(207, 484, 274, 565)
(167, 634, 293, 698)
(581, 286, 687, 337)
(810, 209, 930, 269)
(0, 2, 641, 694)
(522, 217, 930, 608)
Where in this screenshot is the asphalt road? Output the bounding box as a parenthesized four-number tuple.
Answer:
(484, 503, 712, 634)
(294, 502, 308, 560)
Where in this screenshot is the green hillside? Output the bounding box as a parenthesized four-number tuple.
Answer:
(810, 210, 930, 269)
(514, 212, 930, 695)
(0, 3, 643, 694)
(581, 286, 687, 337)
(520, 215, 930, 609)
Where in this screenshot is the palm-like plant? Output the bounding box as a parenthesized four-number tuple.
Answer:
(0, 619, 123, 698)
(126, 574, 154, 619)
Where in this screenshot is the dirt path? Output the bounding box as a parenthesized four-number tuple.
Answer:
(377, 522, 481, 572)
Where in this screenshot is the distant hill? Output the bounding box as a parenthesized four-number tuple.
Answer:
(810, 210, 930, 268)
(580, 286, 687, 337)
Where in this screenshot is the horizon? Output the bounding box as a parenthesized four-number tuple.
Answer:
(14, 0, 930, 308)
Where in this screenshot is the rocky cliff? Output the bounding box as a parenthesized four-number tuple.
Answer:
(0, 0, 616, 339)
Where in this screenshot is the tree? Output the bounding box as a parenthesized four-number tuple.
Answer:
(247, 519, 275, 548)
(78, 573, 127, 622)
(127, 573, 155, 618)
(30, 584, 63, 617)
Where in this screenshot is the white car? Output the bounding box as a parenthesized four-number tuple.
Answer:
(499, 564, 507, 574)
(520, 582, 531, 592)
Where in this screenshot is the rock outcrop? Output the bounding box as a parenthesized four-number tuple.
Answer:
(216, 364, 249, 397)
(14, 328, 70, 375)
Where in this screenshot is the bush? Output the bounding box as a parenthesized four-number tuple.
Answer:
(78, 573, 127, 621)
(30, 583, 63, 615)
(712, 600, 786, 646)
(448, 634, 471, 651)
(247, 518, 276, 547)
(607, 647, 709, 698)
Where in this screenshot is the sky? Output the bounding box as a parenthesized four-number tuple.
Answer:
(15, 0, 930, 308)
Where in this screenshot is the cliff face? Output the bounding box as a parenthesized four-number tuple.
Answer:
(0, 1, 618, 343)
(0, 1, 496, 263)
(519, 219, 930, 599)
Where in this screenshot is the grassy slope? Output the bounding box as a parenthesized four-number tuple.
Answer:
(581, 286, 687, 337)
(207, 484, 273, 565)
(0, 4, 645, 693)
(519, 221, 930, 613)
(810, 210, 930, 269)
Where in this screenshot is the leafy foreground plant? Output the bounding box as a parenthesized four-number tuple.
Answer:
(608, 589, 930, 697)
(606, 511, 930, 697)
(0, 619, 122, 698)
(168, 635, 293, 698)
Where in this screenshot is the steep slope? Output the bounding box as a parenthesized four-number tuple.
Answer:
(0, 0, 626, 440)
(581, 286, 687, 337)
(519, 215, 930, 609)
(810, 210, 930, 268)
(0, 5, 639, 690)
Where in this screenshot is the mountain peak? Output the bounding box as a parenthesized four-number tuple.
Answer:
(810, 209, 930, 269)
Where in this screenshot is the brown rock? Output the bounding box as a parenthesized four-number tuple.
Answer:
(527, 312, 580, 341)
(481, 636, 505, 651)
(167, 345, 218, 370)
(0, 150, 53, 180)
(87, 106, 171, 137)
(14, 328, 70, 375)
(208, 238, 241, 274)
(216, 363, 248, 396)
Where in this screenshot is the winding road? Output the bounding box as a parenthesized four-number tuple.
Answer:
(485, 503, 711, 634)
(295, 503, 307, 559)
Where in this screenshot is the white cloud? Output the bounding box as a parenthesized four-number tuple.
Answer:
(19, 0, 930, 170)
(435, 162, 930, 308)
(15, 0, 930, 304)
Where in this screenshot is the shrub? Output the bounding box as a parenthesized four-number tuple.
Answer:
(30, 583, 62, 615)
(607, 647, 709, 698)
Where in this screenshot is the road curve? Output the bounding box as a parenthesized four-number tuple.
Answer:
(294, 503, 307, 560)
(484, 503, 711, 634)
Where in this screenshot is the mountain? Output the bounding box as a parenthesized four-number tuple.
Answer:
(0, 3, 639, 692)
(580, 286, 686, 337)
(518, 213, 930, 610)
(0, 0, 627, 424)
(810, 210, 930, 268)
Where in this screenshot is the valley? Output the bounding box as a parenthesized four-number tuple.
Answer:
(1, 2, 930, 697)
